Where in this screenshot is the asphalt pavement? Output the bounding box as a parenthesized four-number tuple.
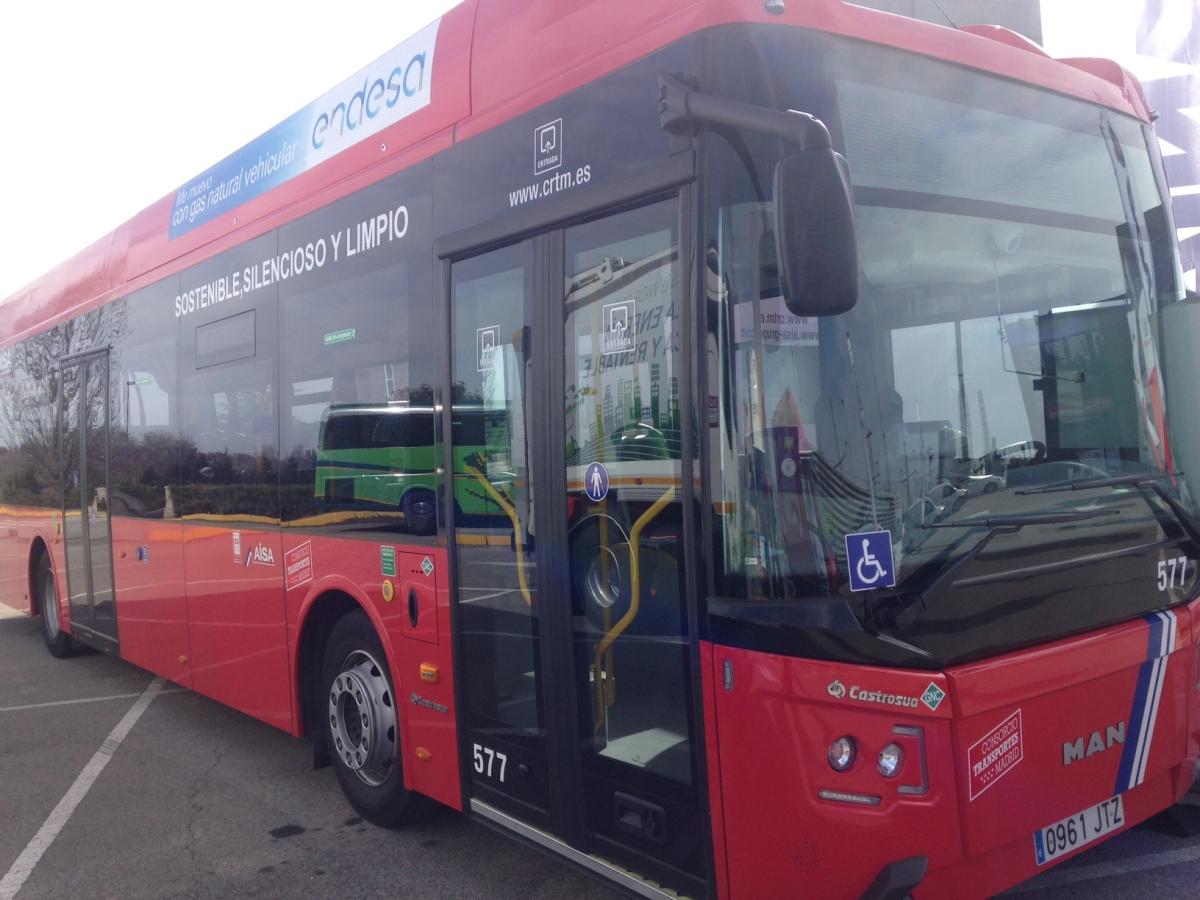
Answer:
(3, 601, 1200, 899)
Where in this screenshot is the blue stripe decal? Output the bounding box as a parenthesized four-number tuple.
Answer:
(1135, 612, 1176, 787)
(1114, 613, 1164, 794)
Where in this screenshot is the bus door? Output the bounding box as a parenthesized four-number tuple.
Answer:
(449, 240, 551, 828)
(448, 197, 705, 896)
(59, 350, 119, 651)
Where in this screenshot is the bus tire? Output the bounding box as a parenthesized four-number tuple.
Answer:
(35, 552, 72, 659)
(321, 609, 426, 827)
(569, 517, 633, 627)
(403, 489, 437, 536)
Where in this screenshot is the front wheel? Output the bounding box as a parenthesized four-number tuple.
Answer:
(36, 553, 72, 659)
(321, 610, 427, 827)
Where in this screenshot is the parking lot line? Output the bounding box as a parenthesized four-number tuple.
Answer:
(0, 688, 183, 715)
(0, 677, 165, 900)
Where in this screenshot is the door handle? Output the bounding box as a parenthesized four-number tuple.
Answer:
(408, 587, 419, 627)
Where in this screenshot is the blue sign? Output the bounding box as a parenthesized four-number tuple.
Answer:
(167, 19, 440, 239)
(845, 530, 895, 592)
(584, 462, 610, 502)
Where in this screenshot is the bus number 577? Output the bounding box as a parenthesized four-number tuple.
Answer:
(473, 743, 508, 783)
(1157, 556, 1189, 592)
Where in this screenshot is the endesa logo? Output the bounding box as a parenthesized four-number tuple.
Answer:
(310, 19, 439, 154)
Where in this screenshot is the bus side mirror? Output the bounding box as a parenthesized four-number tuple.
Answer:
(773, 148, 859, 317)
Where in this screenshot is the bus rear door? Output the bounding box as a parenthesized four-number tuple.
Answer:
(58, 349, 119, 651)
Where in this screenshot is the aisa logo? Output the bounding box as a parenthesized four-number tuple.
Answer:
(244, 544, 277, 567)
(309, 19, 439, 154)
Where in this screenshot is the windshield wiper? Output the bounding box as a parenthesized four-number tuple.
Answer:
(921, 508, 1121, 529)
(1015, 471, 1182, 496)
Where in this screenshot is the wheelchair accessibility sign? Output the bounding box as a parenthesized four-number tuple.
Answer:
(845, 530, 896, 592)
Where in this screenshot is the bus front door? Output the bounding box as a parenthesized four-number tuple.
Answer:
(448, 197, 704, 897)
(450, 240, 553, 829)
(59, 351, 119, 651)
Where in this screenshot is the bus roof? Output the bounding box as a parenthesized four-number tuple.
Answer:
(0, 0, 1151, 347)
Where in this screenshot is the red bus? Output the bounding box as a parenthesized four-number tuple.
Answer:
(1, 1, 1195, 896)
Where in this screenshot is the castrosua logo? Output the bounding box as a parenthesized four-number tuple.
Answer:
(827, 680, 921, 710)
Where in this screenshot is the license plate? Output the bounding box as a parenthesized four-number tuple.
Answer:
(1033, 795, 1124, 866)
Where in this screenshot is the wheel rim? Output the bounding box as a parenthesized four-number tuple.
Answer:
(328, 649, 396, 787)
(42, 569, 60, 638)
(584, 546, 623, 610)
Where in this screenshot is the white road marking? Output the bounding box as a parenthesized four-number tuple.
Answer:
(0, 605, 22, 619)
(0, 688, 183, 714)
(0, 677, 165, 900)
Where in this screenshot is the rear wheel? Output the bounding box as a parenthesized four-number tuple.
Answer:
(321, 610, 427, 827)
(36, 553, 72, 659)
(403, 489, 437, 536)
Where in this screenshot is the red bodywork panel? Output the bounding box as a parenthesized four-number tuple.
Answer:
(112, 519, 191, 686)
(183, 524, 292, 730)
(0, 507, 69, 626)
(705, 601, 1200, 898)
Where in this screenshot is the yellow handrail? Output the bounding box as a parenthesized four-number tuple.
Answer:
(592, 486, 676, 732)
(465, 468, 533, 607)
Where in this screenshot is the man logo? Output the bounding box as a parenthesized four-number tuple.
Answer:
(1063, 721, 1125, 766)
(827, 680, 846, 699)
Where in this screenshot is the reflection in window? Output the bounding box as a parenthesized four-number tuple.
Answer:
(178, 354, 278, 521)
(452, 244, 541, 739)
(280, 258, 436, 534)
(706, 50, 1186, 620)
(109, 288, 183, 519)
(565, 200, 694, 786)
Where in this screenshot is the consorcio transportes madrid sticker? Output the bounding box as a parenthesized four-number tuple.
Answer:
(967, 709, 1024, 801)
(285, 541, 314, 591)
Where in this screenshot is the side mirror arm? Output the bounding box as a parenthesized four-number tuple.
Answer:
(659, 74, 833, 150)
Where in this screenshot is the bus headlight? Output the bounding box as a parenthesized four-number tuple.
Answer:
(878, 743, 904, 778)
(828, 736, 856, 771)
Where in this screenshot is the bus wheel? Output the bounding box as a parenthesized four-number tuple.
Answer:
(321, 610, 425, 827)
(570, 518, 633, 629)
(403, 489, 437, 536)
(36, 553, 72, 659)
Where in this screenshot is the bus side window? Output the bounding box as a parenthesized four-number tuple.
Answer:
(277, 164, 436, 536)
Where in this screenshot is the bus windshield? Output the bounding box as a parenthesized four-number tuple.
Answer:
(707, 37, 1194, 665)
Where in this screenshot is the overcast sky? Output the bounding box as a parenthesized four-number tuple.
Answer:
(0, 0, 461, 301)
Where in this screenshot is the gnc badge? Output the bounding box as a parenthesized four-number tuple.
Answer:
(845, 530, 896, 592)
